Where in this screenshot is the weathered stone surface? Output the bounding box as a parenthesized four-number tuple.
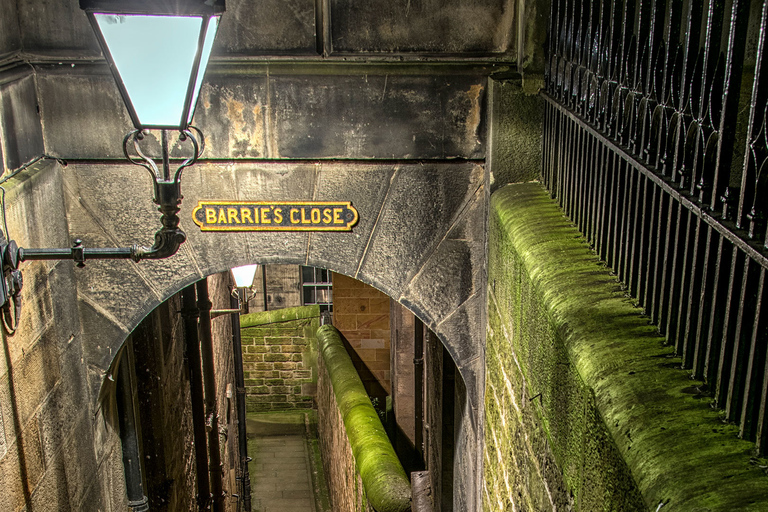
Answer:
(39, 66, 488, 161)
(357, 163, 484, 296)
(16, 0, 96, 54)
(0, 329, 61, 438)
(215, 0, 316, 55)
(194, 75, 270, 158)
(330, 0, 516, 54)
(37, 349, 88, 468)
(0, 0, 20, 57)
(0, 413, 45, 511)
(37, 70, 130, 159)
(488, 77, 544, 190)
(0, 74, 44, 171)
(269, 72, 486, 159)
(308, 163, 395, 273)
(400, 186, 485, 324)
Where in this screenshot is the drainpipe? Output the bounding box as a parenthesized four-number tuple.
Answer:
(231, 290, 252, 511)
(197, 279, 225, 512)
(414, 317, 424, 466)
(261, 265, 268, 311)
(116, 350, 150, 512)
(182, 284, 211, 511)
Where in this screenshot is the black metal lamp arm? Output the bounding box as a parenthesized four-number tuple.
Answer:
(17, 128, 201, 265)
(0, 128, 203, 333)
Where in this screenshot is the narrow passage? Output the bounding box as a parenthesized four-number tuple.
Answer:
(247, 411, 331, 512)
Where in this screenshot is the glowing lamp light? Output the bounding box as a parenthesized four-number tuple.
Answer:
(231, 264, 259, 289)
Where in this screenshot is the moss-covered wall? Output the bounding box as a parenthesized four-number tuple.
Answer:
(240, 305, 320, 412)
(316, 325, 410, 512)
(484, 183, 768, 511)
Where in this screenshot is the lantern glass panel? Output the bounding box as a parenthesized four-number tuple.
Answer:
(231, 264, 258, 289)
(94, 13, 202, 128)
(187, 16, 219, 125)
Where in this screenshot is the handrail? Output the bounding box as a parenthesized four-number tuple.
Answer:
(316, 325, 411, 512)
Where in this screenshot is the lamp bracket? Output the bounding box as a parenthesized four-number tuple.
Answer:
(0, 128, 206, 334)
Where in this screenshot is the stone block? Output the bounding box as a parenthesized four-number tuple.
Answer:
(0, 0, 20, 56)
(357, 162, 484, 297)
(264, 353, 291, 363)
(269, 73, 485, 160)
(0, 416, 45, 511)
(331, 0, 516, 54)
(0, 73, 44, 170)
(215, 0, 316, 54)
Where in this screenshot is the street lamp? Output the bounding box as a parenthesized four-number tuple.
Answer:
(0, 0, 225, 332)
(211, 264, 259, 318)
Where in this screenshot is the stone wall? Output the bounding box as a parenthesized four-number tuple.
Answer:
(207, 272, 240, 512)
(127, 271, 240, 512)
(240, 305, 320, 412)
(316, 325, 410, 512)
(485, 183, 768, 511)
(332, 273, 392, 396)
(0, 159, 110, 510)
(317, 352, 375, 512)
(129, 296, 197, 511)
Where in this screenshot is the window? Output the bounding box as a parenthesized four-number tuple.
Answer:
(301, 266, 332, 314)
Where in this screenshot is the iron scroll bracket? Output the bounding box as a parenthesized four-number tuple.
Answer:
(0, 128, 203, 334)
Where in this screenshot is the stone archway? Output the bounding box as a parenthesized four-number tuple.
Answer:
(59, 158, 486, 509)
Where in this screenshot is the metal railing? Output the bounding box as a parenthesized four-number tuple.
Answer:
(543, 0, 768, 453)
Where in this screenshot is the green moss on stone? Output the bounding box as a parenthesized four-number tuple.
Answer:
(316, 325, 411, 512)
(240, 305, 321, 328)
(486, 182, 768, 511)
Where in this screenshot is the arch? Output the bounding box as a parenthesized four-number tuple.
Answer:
(64, 159, 486, 506)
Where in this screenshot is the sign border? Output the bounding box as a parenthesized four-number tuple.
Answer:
(192, 200, 360, 232)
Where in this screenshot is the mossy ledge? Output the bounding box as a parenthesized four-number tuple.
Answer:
(240, 304, 320, 328)
(488, 182, 768, 510)
(316, 325, 411, 512)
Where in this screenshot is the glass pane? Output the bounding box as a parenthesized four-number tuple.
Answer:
(231, 264, 258, 288)
(316, 287, 330, 304)
(303, 287, 315, 304)
(319, 269, 329, 283)
(95, 14, 202, 127)
(187, 16, 219, 125)
(302, 266, 314, 283)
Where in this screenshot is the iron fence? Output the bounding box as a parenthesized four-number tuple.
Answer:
(543, 0, 768, 453)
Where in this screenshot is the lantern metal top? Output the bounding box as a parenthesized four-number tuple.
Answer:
(79, 0, 225, 16)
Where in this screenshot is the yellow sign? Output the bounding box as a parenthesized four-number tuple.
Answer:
(192, 201, 359, 232)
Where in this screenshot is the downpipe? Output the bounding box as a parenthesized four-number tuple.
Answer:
(231, 290, 252, 511)
(182, 285, 212, 511)
(116, 351, 150, 512)
(197, 279, 225, 512)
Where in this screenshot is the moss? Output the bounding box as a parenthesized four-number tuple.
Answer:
(487, 182, 768, 510)
(316, 325, 411, 512)
(240, 305, 321, 328)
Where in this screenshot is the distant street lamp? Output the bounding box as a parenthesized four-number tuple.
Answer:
(211, 264, 259, 318)
(0, 0, 225, 332)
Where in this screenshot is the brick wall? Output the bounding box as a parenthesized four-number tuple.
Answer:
(317, 353, 375, 512)
(130, 272, 240, 512)
(331, 273, 391, 395)
(240, 306, 320, 412)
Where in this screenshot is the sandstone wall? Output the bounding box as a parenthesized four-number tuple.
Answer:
(240, 305, 320, 412)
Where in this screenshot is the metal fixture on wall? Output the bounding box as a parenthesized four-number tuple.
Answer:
(0, 0, 225, 333)
(210, 264, 259, 317)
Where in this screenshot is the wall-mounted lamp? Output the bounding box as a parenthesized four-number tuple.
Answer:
(0, 0, 225, 332)
(211, 264, 259, 318)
